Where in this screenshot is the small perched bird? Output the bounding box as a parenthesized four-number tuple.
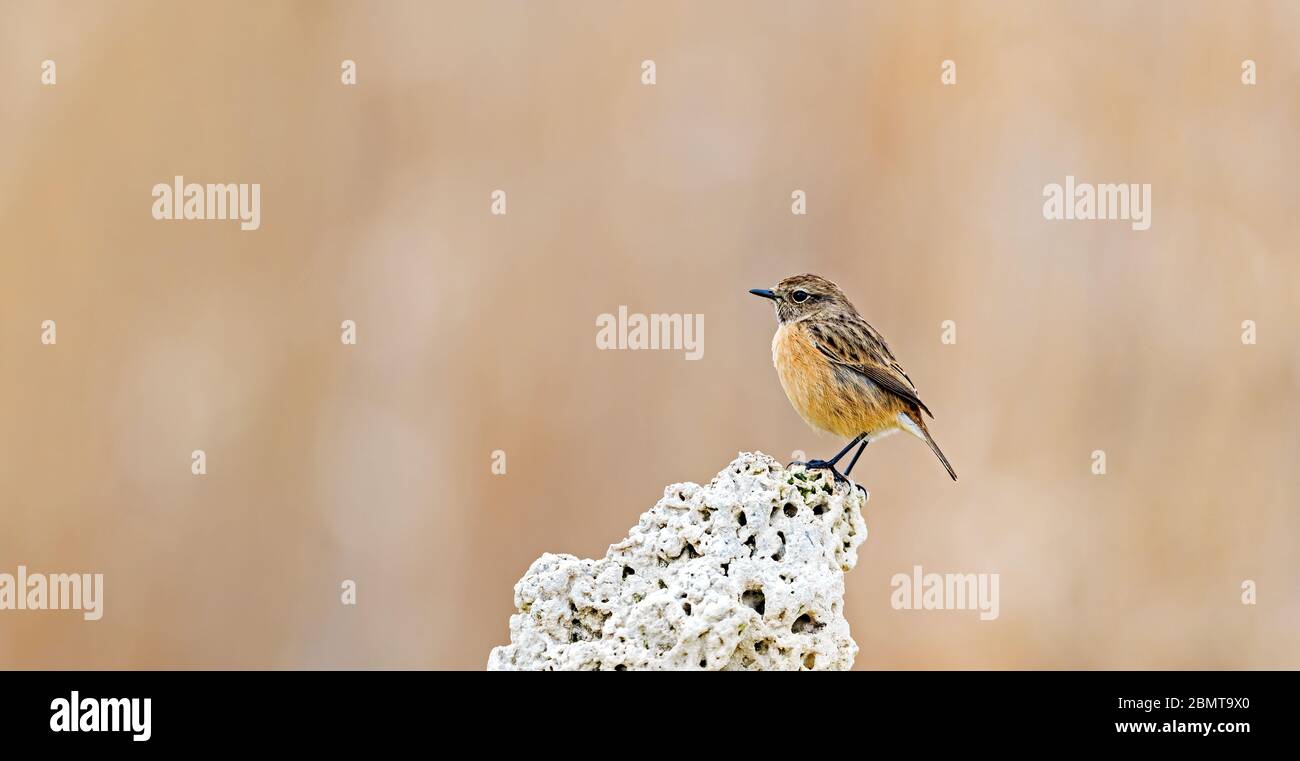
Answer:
(750, 274, 957, 483)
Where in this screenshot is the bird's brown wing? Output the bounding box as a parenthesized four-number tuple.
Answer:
(807, 316, 934, 418)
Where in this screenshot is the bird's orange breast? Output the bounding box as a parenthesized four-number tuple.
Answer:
(772, 322, 899, 438)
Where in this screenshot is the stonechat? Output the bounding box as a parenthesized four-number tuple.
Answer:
(750, 274, 957, 483)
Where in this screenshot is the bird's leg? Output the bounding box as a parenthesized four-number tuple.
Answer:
(840, 438, 870, 494)
(807, 433, 865, 469)
(842, 438, 869, 476)
(801, 433, 866, 482)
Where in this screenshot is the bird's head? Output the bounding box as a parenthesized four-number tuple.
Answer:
(749, 274, 854, 324)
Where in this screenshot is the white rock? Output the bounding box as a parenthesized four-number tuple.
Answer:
(487, 452, 868, 671)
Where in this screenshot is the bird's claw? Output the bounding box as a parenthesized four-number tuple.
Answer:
(801, 460, 848, 484)
(790, 458, 866, 495)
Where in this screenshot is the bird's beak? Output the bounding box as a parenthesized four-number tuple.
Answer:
(749, 288, 777, 301)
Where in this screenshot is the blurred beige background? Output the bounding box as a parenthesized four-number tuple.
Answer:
(1, 1, 1297, 669)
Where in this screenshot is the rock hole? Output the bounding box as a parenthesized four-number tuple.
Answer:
(803, 653, 816, 669)
(791, 613, 822, 634)
(737, 511, 746, 526)
(754, 640, 770, 654)
(783, 503, 797, 517)
(699, 659, 707, 668)
(741, 589, 766, 615)
(657, 580, 667, 590)
(685, 543, 701, 559)
(771, 531, 786, 561)
(615, 664, 627, 671)
(622, 565, 635, 578)
(770, 505, 779, 520)
(744, 535, 756, 557)
(682, 602, 692, 616)
(813, 504, 826, 516)
(721, 561, 730, 577)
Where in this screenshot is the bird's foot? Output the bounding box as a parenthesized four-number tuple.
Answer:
(801, 459, 849, 484)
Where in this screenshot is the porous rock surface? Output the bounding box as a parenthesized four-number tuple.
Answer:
(487, 452, 868, 671)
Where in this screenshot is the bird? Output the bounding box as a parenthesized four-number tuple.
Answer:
(750, 274, 957, 484)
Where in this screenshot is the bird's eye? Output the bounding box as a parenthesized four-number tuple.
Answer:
(791, 290, 810, 303)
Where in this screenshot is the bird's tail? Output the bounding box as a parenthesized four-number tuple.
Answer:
(900, 413, 958, 481)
